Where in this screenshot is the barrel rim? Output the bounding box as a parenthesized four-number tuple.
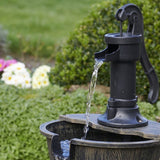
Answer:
(71, 138, 160, 149)
(40, 119, 160, 149)
(39, 120, 60, 138)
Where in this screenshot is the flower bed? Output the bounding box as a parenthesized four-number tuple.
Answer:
(0, 58, 51, 89)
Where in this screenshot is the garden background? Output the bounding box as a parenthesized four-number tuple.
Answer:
(0, 0, 160, 160)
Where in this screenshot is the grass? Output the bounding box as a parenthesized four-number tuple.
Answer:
(0, 0, 100, 58)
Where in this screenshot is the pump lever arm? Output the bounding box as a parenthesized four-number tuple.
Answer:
(115, 3, 159, 103)
(140, 44, 159, 103)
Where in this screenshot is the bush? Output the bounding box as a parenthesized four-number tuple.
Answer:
(0, 84, 107, 160)
(138, 101, 157, 120)
(0, 83, 156, 160)
(51, 0, 160, 100)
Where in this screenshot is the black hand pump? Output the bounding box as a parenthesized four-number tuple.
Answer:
(95, 4, 159, 128)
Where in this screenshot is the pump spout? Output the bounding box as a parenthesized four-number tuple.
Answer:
(95, 48, 108, 62)
(95, 45, 120, 62)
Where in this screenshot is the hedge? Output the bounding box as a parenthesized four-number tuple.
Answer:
(50, 0, 160, 100)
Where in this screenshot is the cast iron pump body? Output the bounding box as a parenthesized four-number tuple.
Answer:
(95, 4, 159, 128)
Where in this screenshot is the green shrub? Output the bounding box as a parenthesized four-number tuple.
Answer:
(0, 83, 157, 160)
(0, 84, 107, 160)
(51, 0, 160, 100)
(138, 101, 157, 120)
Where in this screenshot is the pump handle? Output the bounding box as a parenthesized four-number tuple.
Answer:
(115, 4, 159, 103)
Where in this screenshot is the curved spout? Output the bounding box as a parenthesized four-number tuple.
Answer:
(95, 48, 108, 62)
(95, 45, 120, 62)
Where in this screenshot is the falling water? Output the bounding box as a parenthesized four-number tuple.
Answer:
(54, 59, 103, 159)
(54, 140, 71, 160)
(82, 59, 103, 140)
(60, 140, 70, 158)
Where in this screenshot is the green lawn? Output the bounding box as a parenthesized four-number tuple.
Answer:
(0, 0, 100, 57)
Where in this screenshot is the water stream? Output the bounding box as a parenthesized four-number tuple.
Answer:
(54, 140, 71, 160)
(54, 59, 103, 160)
(82, 59, 103, 139)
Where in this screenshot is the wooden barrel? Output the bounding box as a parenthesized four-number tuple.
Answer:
(70, 138, 160, 160)
(40, 119, 160, 160)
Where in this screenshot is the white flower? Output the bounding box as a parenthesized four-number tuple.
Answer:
(4, 62, 25, 73)
(36, 65, 50, 72)
(1, 62, 31, 89)
(23, 77, 32, 88)
(2, 72, 15, 85)
(32, 65, 51, 89)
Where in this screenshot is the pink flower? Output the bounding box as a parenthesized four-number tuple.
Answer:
(5, 59, 17, 68)
(0, 59, 6, 72)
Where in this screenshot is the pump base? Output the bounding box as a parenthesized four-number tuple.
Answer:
(98, 105, 148, 128)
